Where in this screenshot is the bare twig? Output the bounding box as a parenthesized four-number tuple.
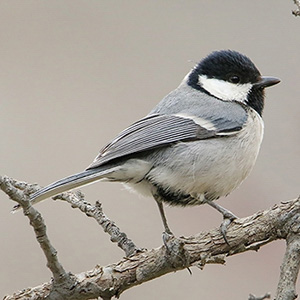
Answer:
(0, 176, 75, 294)
(292, 0, 300, 16)
(53, 192, 141, 257)
(249, 292, 271, 300)
(275, 211, 300, 300)
(1, 176, 300, 299)
(0, 176, 76, 294)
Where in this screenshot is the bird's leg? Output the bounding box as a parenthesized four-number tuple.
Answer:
(206, 200, 238, 245)
(154, 195, 173, 235)
(153, 196, 191, 273)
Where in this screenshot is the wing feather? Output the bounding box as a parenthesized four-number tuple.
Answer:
(86, 113, 245, 169)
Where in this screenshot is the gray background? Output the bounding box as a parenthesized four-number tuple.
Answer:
(1, 1, 299, 299)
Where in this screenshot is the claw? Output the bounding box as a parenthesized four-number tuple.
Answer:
(220, 218, 233, 245)
(206, 200, 238, 245)
(162, 231, 175, 253)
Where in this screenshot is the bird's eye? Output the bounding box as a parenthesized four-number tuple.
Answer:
(229, 75, 240, 84)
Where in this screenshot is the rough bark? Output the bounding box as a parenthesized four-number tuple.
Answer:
(1, 176, 299, 300)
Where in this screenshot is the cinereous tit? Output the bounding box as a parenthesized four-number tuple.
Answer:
(18, 50, 280, 238)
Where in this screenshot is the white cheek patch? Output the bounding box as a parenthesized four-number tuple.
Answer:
(198, 75, 252, 102)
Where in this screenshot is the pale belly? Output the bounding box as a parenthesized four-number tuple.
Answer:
(125, 109, 264, 205)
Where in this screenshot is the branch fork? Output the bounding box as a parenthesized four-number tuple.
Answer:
(1, 175, 300, 299)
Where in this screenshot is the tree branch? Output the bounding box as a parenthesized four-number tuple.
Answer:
(1, 176, 300, 299)
(275, 215, 300, 300)
(292, 0, 300, 16)
(249, 292, 271, 300)
(0, 176, 76, 297)
(53, 192, 141, 257)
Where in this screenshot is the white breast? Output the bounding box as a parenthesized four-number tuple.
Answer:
(143, 108, 264, 203)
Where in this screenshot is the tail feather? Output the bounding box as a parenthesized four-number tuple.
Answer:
(12, 168, 111, 212)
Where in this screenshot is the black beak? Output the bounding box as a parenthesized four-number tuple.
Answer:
(254, 76, 281, 89)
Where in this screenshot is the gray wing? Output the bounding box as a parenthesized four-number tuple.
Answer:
(86, 111, 247, 169)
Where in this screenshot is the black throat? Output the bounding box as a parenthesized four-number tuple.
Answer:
(245, 88, 265, 116)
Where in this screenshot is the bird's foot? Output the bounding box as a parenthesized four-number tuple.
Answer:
(220, 213, 237, 245)
(162, 231, 191, 273)
(206, 200, 238, 245)
(162, 231, 175, 253)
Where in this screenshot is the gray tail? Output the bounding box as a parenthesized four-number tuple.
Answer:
(12, 168, 110, 212)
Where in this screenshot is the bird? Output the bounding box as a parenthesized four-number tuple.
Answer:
(17, 50, 280, 239)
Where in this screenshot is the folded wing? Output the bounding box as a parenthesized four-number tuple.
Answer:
(87, 112, 247, 169)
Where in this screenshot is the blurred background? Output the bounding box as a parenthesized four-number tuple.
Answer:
(1, 1, 299, 299)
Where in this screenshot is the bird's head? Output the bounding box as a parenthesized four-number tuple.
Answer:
(187, 50, 280, 115)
